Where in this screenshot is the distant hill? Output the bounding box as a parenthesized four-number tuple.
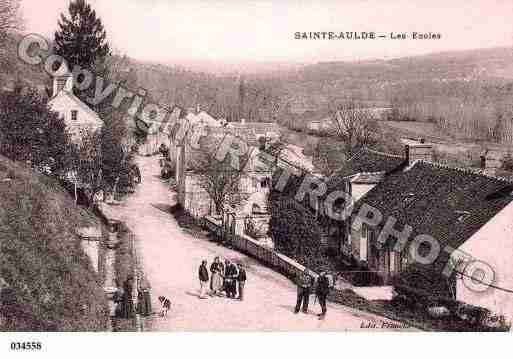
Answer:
(280, 46, 513, 114)
(3, 31, 513, 125)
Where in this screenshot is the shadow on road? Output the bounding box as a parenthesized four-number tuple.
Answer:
(151, 203, 174, 214)
(278, 302, 317, 317)
(185, 290, 201, 299)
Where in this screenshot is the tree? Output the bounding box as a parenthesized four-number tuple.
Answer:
(0, 87, 73, 173)
(54, 0, 110, 71)
(0, 0, 23, 41)
(71, 128, 102, 203)
(100, 110, 130, 193)
(330, 102, 380, 159)
(189, 132, 249, 217)
(0, 0, 23, 68)
(269, 193, 329, 270)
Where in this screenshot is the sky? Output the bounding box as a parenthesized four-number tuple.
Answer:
(20, 0, 513, 67)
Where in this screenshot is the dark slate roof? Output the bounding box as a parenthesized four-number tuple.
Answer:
(354, 161, 513, 258)
(327, 148, 406, 192)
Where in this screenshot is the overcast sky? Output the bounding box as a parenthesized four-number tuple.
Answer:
(21, 0, 513, 65)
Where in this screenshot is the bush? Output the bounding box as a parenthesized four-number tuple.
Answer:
(0, 87, 73, 174)
(391, 263, 456, 309)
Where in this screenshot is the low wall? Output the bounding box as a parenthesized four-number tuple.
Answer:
(204, 215, 318, 281)
(233, 234, 304, 278)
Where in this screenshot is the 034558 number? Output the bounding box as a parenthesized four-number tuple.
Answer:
(10, 342, 42, 351)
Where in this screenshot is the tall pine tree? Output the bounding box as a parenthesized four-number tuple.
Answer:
(54, 0, 110, 71)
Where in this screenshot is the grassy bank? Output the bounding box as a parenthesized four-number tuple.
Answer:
(0, 156, 109, 331)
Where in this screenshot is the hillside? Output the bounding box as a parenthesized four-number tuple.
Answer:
(3, 30, 513, 142)
(281, 46, 513, 113)
(0, 33, 51, 92)
(0, 156, 108, 331)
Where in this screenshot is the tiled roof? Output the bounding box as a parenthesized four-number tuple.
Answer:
(327, 148, 406, 191)
(354, 160, 513, 262)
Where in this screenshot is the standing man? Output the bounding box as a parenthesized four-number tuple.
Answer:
(294, 269, 313, 314)
(316, 271, 330, 320)
(224, 260, 238, 299)
(198, 260, 209, 299)
(236, 263, 247, 301)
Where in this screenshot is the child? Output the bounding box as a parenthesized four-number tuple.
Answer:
(158, 296, 171, 317)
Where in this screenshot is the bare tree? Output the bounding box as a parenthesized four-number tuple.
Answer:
(331, 102, 380, 159)
(0, 0, 23, 40)
(189, 135, 249, 217)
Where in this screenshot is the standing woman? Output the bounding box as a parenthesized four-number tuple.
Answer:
(210, 257, 224, 296)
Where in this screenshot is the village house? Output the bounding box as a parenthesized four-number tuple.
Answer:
(343, 143, 513, 321)
(271, 137, 513, 319)
(322, 146, 407, 255)
(138, 106, 182, 156)
(47, 62, 103, 141)
(170, 115, 280, 221)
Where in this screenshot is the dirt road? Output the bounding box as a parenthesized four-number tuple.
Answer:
(107, 155, 413, 331)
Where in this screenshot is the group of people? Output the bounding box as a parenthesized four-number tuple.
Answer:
(198, 257, 247, 300)
(113, 276, 152, 319)
(295, 269, 333, 320)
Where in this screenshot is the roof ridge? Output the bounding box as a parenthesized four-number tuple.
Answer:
(414, 159, 513, 184)
(364, 147, 404, 159)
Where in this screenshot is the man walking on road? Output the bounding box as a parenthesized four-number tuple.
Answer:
(294, 269, 313, 314)
(236, 263, 247, 301)
(316, 271, 331, 320)
(198, 260, 209, 299)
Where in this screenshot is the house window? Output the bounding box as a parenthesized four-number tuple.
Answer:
(71, 110, 78, 121)
(260, 178, 269, 188)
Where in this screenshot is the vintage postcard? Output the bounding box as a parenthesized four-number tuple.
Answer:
(1, 0, 513, 353)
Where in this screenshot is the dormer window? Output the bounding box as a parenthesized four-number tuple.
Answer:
(71, 110, 78, 121)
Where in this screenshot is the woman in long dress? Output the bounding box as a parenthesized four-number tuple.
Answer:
(210, 257, 224, 296)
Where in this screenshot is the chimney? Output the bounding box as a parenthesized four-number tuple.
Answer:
(482, 152, 502, 177)
(403, 138, 433, 166)
(196, 104, 201, 114)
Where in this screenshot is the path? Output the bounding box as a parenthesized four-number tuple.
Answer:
(106, 155, 414, 331)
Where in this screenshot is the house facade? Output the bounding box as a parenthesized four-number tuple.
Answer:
(324, 147, 407, 257)
(347, 147, 513, 320)
(170, 118, 278, 220)
(454, 199, 513, 322)
(47, 62, 103, 141)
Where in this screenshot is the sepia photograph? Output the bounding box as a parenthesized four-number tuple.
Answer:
(0, 0, 512, 356)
